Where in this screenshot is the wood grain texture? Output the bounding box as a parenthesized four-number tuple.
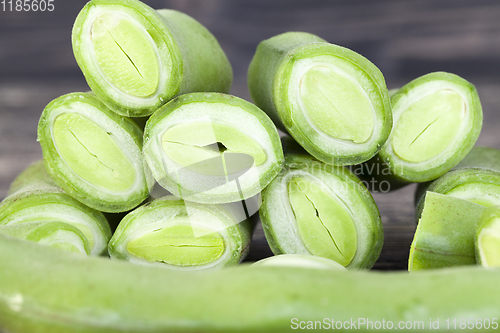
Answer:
(1, 0, 500, 270)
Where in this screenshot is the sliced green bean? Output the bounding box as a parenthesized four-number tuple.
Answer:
(0, 160, 111, 255)
(109, 196, 253, 270)
(409, 192, 485, 271)
(72, 0, 232, 117)
(38, 92, 153, 213)
(260, 154, 383, 269)
(373, 72, 482, 186)
(143, 92, 284, 204)
(415, 147, 500, 217)
(248, 32, 391, 165)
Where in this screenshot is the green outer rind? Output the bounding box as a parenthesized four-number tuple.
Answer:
(143, 92, 284, 204)
(108, 196, 253, 270)
(377, 72, 482, 184)
(415, 147, 500, 218)
(7, 160, 58, 196)
(1, 235, 500, 332)
(259, 154, 383, 269)
(409, 192, 485, 271)
(475, 206, 500, 266)
(248, 32, 392, 166)
(0, 162, 111, 256)
(38, 92, 153, 213)
(72, 0, 232, 117)
(156, 10, 232, 97)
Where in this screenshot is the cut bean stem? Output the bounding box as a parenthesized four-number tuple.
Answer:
(248, 32, 392, 165)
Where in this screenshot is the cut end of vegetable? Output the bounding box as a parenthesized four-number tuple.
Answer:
(162, 122, 266, 177)
(38, 92, 151, 213)
(392, 89, 466, 163)
(250, 33, 392, 165)
(53, 112, 137, 193)
(31, 225, 90, 256)
(91, 12, 160, 97)
(127, 224, 225, 266)
(109, 196, 253, 270)
(299, 65, 374, 144)
(288, 176, 357, 266)
(380, 72, 482, 183)
(0, 221, 91, 256)
(143, 93, 283, 204)
(477, 216, 500, 268)
(409, 192, 485, 271)
(259, 154, 382, 269)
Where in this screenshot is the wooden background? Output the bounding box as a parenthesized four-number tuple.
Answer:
(2, 0, 500, 270)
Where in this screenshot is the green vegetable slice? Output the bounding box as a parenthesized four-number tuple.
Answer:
(375, 72, 482, 184)
(288, 177, 357, 266)
(38, 92, 153, 213)
(259, 153, 383, 269)
(0, 160, 111, 256)
(143, 92, 283, 204)
(248, 32, 391, 165)
(0, 222, 91, 255)
(108, 196, 253, 270)
(409, 192, 486, 271)
(415, 147, 500, 217)
(72, 0, 232, 117)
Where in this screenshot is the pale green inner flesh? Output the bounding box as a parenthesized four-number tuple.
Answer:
(162, 122, 266, 176)
(479, 233, 500, 267)
(7, 213, 95, 250)
(478, 218, 500, 267)
(36, 229, 88, 255)
(288, 176, 357, 266)
(299, 66, 374, 143)
(91, 13, 159, 97)
(127, 224, 225, 266)
(53, 113, 136, 192)
(392, 89, 466, 163)
(0, 222, 89, 255)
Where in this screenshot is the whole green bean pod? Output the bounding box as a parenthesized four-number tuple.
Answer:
(0, 160, 111, 256)
(1, 234, 500, 332)
(72, 0, 232, 117)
